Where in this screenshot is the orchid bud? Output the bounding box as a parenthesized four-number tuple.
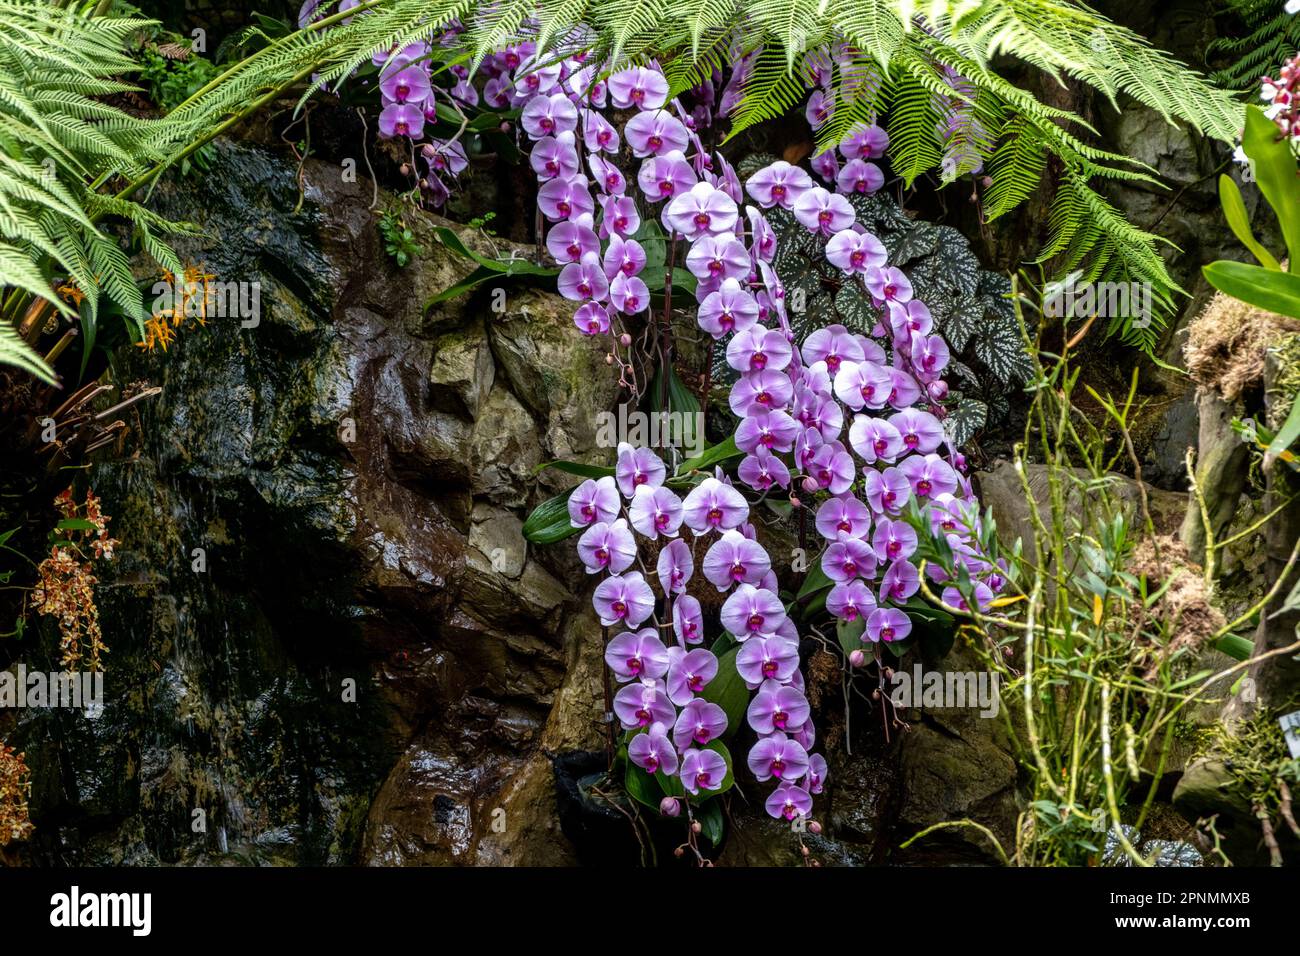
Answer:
(400, 163, 411, 177)
(605, 354, 614, 365)
(849, 649, 866, 668)
(421, 144, 437, 159)
(619, 333, 632, 347)
(927, 380, 949, 402)
(660, 797, 680, 817)
(809, 821, 822, 835)
(691, 820, 702, 834)
(790, 496, 801, 509)
(802, 476, 818, 494)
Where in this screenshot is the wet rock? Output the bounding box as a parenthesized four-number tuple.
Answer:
(1180, 390, 1249, 564)
(488, 289, 621, 476)
(978, 459, 1188, 548)
(826, 748, 896, 854)
(468, 503, 526, 580)
(892, 643, 1018, 864)
(469, 385, 543, 505)
(10, 136, 609, 867)
(1171, 757, 1266, 864)
(429, 327, 495, 420)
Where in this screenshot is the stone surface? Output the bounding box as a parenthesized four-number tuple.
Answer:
(978, 459, 1188, 552)
(1180, 390, 1249, 563)
(6, 137, 611, 867)
(891, 642, 1019, 864)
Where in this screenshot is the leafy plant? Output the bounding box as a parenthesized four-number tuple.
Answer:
(136, 43, 220, 112)
(0, 1, 195, 380)
(1208, 0, 1300, 89)
(378, 208, 423, 267)
(1203, 103, 1300, 466)
(905, 282, 1276, 866)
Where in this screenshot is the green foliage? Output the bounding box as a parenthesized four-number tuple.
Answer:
(1203, 105, 1300, 314)
(939, 286, 1243, 866)
(0, 320, 55, 385)
(1208, 0, 1300, 89)
(0, 1, 197, 380)
(133, 43, 220, 176)
(378, 208, 423, 267)
(136, 45, 220, 113)
(521, 490, 581, 544)
(1203, 260, 1300, 317)
(1204, 105, 1300, 459)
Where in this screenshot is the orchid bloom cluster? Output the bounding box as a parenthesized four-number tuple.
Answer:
(501, 55, 761, 338)
(722, 149, 1009, 638)
(1257, 51, 1300, 143)
(297, 2, 478, 206)
(567, 447, 827, 822)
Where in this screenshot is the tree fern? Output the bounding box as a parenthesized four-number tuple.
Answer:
(981, 117, 1048, 220)
(886, 65, 944, 186)
(0, 1, 194, 381)
(727, 44, 814, 135)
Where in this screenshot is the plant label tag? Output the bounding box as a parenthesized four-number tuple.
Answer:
(1281, 710, 1300, 759)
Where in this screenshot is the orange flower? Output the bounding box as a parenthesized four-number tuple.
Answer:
(30, 489, 118, 671)
(0, 744, 33, 846)
(57, 281, 86, 307)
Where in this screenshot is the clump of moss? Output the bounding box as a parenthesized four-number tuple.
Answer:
(1266, 333, 1300, 431)
(1126, 535, 1226, 680)
(1185, 290, 1299, 402)
(1197, 708, 1300, 861)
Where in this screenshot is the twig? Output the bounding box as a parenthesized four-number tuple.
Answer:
(356, 107, 379, 211)
(1256, 803, 1284, 866)
(1100, 682, 1149, 866)
(1279, 779, 1300, 839)
(898, 819, 1010, 866)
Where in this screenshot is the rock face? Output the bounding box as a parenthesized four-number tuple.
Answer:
(891, 642, 1019, 864)
(7, 138, 616, 865)
(978, 459, 1188, 547)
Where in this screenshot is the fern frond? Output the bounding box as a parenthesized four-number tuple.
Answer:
(885, 59, 944, 186)
(981, 117, 1047, 220)
(725, 44, 814, 142)
(0, 310, 57, 385)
